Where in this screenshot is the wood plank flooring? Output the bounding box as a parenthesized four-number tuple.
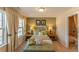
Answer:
(15, 41, 78, 52)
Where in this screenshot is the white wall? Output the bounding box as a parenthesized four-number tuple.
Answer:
(56, 8, 79, 49)
(56, 14, 68, 48)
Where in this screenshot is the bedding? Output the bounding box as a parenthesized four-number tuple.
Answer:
(23, 35, 55, 52)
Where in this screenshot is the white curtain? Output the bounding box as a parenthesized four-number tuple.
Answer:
(0, 7, 5, 10)
(6, 8, 14, 51)
(14, 14, 19, 49)
(22, 17, 27, 42)
(6, 8, 19, 51)
(23, 17, 27, 36)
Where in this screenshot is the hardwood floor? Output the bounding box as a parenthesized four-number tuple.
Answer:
(53, 41, 77, 52)
(15, 42, 26, 52)
(15, 41, 78, 52)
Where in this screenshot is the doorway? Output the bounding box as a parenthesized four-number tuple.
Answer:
(68, 14, 78, 51)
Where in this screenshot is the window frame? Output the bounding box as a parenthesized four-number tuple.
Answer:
(0, 10, 7, 47)
(18, 17, 24, 38)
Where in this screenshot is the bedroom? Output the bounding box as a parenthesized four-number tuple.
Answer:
(0, 7, 78, 52)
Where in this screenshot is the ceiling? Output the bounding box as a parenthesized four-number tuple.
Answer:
(16, 7, 71, 17)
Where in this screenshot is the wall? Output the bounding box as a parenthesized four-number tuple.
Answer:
(56, 8, 79, 49)
(56, 15, 67, 47)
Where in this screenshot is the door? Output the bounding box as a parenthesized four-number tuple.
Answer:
(68, 14, 78, 51)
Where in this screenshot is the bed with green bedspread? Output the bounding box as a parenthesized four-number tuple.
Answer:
(23, 44, 55, 52)
(23, 35, 56, 52)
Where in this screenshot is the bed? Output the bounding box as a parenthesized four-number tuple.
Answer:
(23, 35, 55, 52)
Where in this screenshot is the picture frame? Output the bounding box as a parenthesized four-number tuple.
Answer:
(36, 20, 46, 26)
(36, 20, 41, 26)
(41, 20, 46, 25)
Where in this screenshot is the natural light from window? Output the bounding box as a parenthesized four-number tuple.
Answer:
(0, 12, 7, 46)
(18, 17, 24, 37)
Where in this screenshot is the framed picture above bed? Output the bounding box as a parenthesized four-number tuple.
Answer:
(36, 20, 46, 26)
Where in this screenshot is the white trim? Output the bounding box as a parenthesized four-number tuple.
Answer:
(65, 16, 69, 48)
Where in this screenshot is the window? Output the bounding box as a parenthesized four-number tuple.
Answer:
(0, 12, 7, 46)
(18, 17, 24, 37)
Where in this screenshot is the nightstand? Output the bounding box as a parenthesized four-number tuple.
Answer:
(48, 32, 57, 41)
